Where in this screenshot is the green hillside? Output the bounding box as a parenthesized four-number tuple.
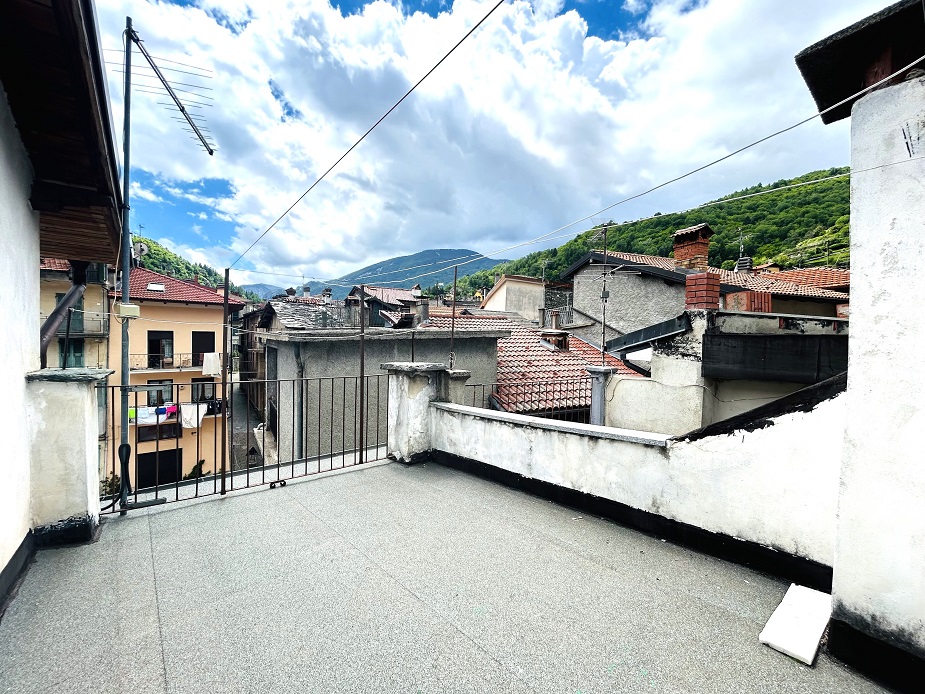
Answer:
(134, 237, 260, 301)
(457, 167, 850, 295)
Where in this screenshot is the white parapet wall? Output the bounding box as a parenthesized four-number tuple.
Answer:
(26, 369, 111, 544)
(428, 392, 844, 568)
(831, 76, 925, 659)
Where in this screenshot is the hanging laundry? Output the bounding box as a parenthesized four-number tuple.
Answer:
(180, 403, 207, 429)
(201, 352, 221, 376)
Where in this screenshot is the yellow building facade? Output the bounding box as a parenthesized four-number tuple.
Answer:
(105, 268, 244, 490)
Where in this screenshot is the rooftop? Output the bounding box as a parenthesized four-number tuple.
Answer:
(115, 267, 246, 308)
(348, 285, 418, 306)
(39, 257, 72, 272)
(0, 462, 887, 693)
(592, 251, 850, 301)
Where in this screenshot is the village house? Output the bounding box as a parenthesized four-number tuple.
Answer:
(345, 283, 423, 327)
(556, 223, 850, 348)
(478, 274, 546, 322)
(105, 267, 245, 489)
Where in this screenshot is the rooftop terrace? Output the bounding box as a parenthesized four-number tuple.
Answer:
(0, 462, 885, 693)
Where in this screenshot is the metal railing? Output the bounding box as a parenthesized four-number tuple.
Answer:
(541, 306, 573, 327)
(129, 352, 224, 370)
(465, 377, 592, 423)
(39, 312, 109, 335)
(98, 374, 390, 513)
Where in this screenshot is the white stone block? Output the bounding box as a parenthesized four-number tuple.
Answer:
(759, 583, 832, 665)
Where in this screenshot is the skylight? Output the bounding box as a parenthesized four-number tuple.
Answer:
(146, 282, 166, 292)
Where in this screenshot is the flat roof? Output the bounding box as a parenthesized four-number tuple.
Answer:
(0, 462, 888, 693)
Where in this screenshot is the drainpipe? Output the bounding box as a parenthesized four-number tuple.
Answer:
(294, 342, 304, 462)
(40, 261, 90, 368)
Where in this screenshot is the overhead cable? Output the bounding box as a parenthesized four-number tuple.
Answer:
(230, 0, 508, 267)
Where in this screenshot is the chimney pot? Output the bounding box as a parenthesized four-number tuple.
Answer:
(286, 287, 296, 296)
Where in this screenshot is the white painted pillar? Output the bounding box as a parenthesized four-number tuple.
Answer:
(26, 368, 112, 545)
(382, 362, 448, 464)
(830, 77, 925, 662)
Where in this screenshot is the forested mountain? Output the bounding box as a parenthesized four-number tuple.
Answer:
(133, 237, 261, 301)
(456, 167, 850, 296)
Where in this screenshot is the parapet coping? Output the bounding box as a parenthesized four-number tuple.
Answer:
(26, 368, 114, 383)
(431, 402, 671, 448)
(264, 328, 511, 342)
(382, 362, 447, 373)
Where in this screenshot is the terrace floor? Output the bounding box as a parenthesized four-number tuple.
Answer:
(0, 462, 886, 693)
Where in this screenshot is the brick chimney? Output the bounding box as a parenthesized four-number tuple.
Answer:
(673, 223, 714, 272)
(685, 272, 720, 310)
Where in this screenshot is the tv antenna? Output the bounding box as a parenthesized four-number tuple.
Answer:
(113, 16, 217, 512)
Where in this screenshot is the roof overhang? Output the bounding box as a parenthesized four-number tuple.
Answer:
(0, 0, 122, 262)
(795, 0, 925, 124)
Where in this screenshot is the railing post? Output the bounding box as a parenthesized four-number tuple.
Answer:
(586, 366, 616, 426)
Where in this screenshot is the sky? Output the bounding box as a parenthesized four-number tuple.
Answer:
(94, 0, 887, 288)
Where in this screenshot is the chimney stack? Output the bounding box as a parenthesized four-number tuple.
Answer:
(302, 283, 311, 298)
(685, 272, 720, 310)
(549, 309, 561, 330)
(734, 256, 754, 274)
(216, 282, 225, 296)
(673, 223, 714, 272)
(285, 287, 296, 296)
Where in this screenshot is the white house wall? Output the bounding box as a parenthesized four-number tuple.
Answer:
(833, 77, 925, 657)
(0, 85, 39, 571)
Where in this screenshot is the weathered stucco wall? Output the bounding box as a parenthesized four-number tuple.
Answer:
(498, 280, 544, 322)
(266, 332, 498, 462)
(833, 78, 925, 658)
(27, 376, 101, 530)
(0, 84, 39, 573)
(571, 265, 685, 337)
(427, 393, 843, 566)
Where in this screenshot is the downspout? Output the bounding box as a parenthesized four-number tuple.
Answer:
(40, 260, 90, 368)
(294, 342, 304, 462)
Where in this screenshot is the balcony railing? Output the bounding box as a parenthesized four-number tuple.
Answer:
(39, 313, 108, 335)
(129, 353, 225, 370)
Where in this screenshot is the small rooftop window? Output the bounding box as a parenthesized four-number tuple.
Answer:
(146, 282, 166, 292)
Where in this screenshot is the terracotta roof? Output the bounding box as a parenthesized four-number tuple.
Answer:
(763, 267, 849, 289)
(601, 251, 677, 271)
(599, 251, 849, 301)
(425, 314, 639, 414)
(115, 267, 245, 308)
(713, 269, 849, 300)
(40, 258, 71, 271)
(672, 222, 713, 238)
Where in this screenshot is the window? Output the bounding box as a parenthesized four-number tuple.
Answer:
(55, 293, 84, 332)
(136, 422, 181, 442)
(147, 330, 174, 368)
(145, 379, 174, 407)
(58, 338, 84, 367)
(191, 378, 215, 402)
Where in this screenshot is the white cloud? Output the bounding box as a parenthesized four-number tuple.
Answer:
(130, 181, 167, 204)
(96, 0, 886, 282)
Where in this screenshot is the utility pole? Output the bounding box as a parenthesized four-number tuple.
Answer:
(600, 224, 609, 366)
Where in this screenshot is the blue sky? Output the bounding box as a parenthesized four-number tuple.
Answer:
(96, 0, 885, 287)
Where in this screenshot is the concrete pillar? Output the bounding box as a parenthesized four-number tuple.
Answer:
(26, 368, 112, 546)
(382, 362, 449, 464)
(447, 369, 472, 406)
(586, 366, 616, 426)
(828, 77, 925, 672)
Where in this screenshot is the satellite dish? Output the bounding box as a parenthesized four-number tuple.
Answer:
(133, 241, 149, 257)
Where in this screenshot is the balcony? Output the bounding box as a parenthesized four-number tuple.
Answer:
(39, 312, 108, 336)
(129, 352, 224, 371)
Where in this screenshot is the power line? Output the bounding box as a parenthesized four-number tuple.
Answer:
(104, 48, 213, 74)
(234, 153, 917, 289)
(230, 0, 507, 267)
